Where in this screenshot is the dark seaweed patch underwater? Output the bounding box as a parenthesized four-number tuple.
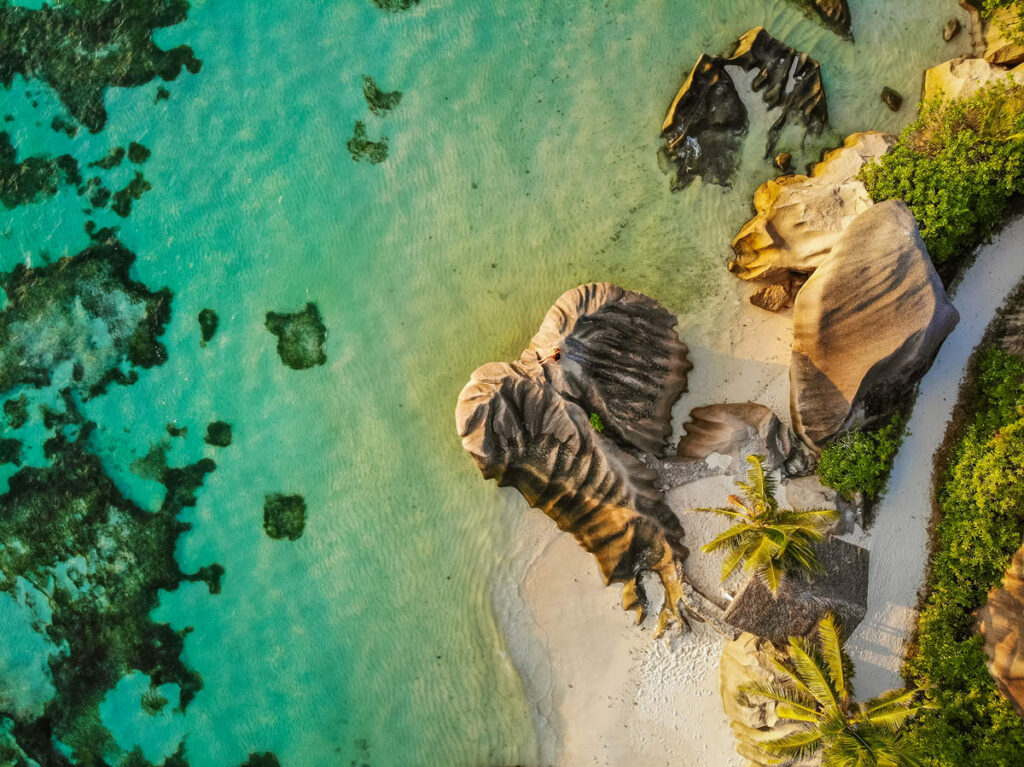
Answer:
(0, 1, 274, 764)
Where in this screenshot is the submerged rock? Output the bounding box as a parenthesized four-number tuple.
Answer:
(729, 131, 894, 304)
(786, 0, 853, 40)
(977, 542, 1024, 717)
(362, 75, 402, 115)
(881, 86, 903, 111)
(198, 308, 219, 346)
(0, 132, 79, 209)
(790, 200, 959, 448)
(456, 283, 706, 634)
(265, 302, 327, 370)
(660, 27, 828, 190)
(263, 493, 307, 541)
(723, 538, 869, 644)
(944, 17, 962, 42)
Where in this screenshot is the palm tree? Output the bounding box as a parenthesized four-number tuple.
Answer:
(740, 612, 926, 766)
(691, 454, 838, 594)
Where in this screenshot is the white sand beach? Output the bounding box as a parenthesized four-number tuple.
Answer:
(492, 217, 1024, 766)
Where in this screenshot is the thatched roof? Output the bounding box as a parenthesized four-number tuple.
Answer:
(723, 537, 869, 643)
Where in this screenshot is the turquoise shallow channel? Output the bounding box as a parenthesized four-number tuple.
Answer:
(0, 0, 970, 765)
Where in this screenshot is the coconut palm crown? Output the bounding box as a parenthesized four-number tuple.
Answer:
(692, 454, 838, 594)
(740, 612, 926, 766)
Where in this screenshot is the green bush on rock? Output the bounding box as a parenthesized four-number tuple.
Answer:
(817, 412, 906, 502)
(905, 347, 1024, 765)
(860, 81, 1024, 271)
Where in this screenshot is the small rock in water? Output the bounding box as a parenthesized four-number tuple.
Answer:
(943, 17, 961, 42)
(881, 86, 903, 112)
(773, 152, 792, 173)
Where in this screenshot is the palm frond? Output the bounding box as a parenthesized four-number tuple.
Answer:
(818, 612, 851, 704)
(755, 727, 824, 760)
(860, 688, 924, 731)
(720, 544, 747, 580)
(737, 454, 777, 512)
(700, 523, 751, 554)
(760, 557, 784, 594)
(788, 638, 840, 711)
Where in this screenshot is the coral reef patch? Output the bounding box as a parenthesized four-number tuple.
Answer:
(346, 121, 389, 164)
(362, 75, 402, 115)
(263, 493, 307, 541)
(0, 0, 203, 133)
(205, 421, 232, 448)
(265, 303, 327, 370)
(0, 240, 171, 399)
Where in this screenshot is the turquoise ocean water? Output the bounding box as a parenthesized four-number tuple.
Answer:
(0, 1, 969, 764)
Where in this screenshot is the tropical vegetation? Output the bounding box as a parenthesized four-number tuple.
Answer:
(692, 455, 838, 594)
(905, 346, 1024, 765)
(860, 81, 1024, 273)
(818, 412, 906, 503)
(981, 0, 1024, 43)
(741, 613, 925, 766)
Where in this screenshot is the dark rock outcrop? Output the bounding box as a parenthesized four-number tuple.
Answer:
(723, 538, 869, 644)
(786, 0, 853, 40)
(661, 27, 828, 190)
(881, 86, 903, 111)
(944, 17, 962, 42)
(456, 283, 699, 634)
(790, 200, 959, 448)
(977, 542, 1024, 716)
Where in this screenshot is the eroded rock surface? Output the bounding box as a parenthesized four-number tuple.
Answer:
(675, 402, 810, 481)
(977, 542, 1024, 716)
(786, 0, 852, 40)
(456, 283, 698, 633)
(729, 131, 895, 306)
(661, 27, 828, 190)
(924, 56, 1024, 102)
(790, 200, 959, 448)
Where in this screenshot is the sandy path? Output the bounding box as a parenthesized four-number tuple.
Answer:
(844, 217, 1024, 698)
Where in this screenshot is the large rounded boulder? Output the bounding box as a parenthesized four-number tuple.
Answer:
(789, 200, 959, 448)
(456, 283, 697, 634)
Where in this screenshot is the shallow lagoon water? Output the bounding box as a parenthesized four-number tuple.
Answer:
(0, 1, 970, 764)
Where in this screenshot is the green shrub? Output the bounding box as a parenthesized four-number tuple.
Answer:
(817, 412, 906, 501)
(860, 81, 1024, 269)
(905, 347, 1024, 766)
(589, 412, 604, 432)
